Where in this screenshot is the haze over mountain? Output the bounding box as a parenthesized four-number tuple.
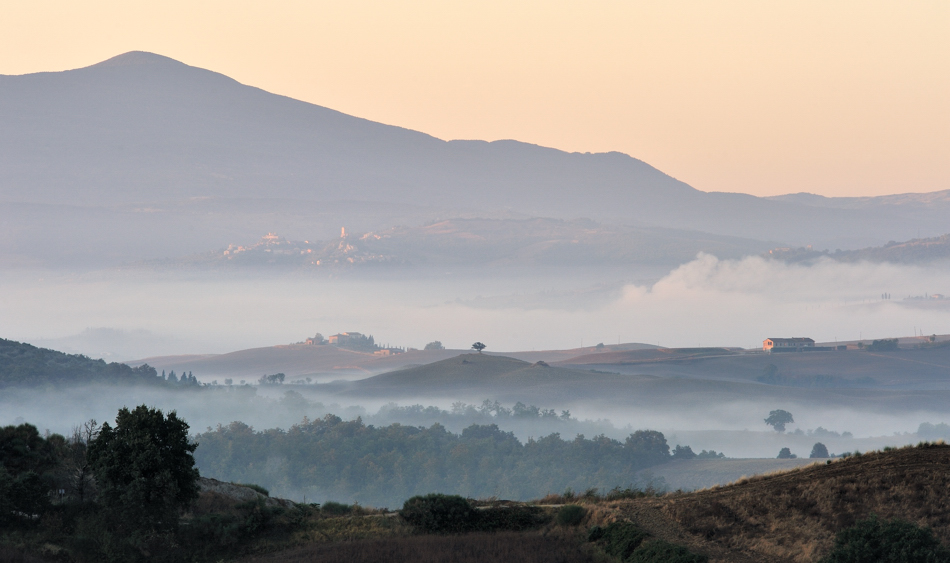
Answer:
(2, 51, 948, 268)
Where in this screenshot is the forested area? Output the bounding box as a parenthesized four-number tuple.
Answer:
(0, 338, 163, 387)
(194, 415, 677, 507)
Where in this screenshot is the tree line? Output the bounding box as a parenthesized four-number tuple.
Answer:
(193, 414, 685, 507)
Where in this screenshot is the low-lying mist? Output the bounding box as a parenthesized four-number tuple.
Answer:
(2, 384, 944, 461)
(4, 255, 950, 360)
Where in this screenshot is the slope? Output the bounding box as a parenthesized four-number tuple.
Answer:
(618, 444, 950, 562)
(1, 51, 942, 255)
(0, 337, 162, 387)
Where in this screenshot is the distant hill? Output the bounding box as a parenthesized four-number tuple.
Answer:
(767, 233, 950, 265)
(133, 344, 464, 382)
(555, 343, 950, 391)
(558, 347, 739, 366)
(328, 348, 950, 416)
(3, 51, 948, 267)
(143, 218, 775, 271)
(0, 338, 162, 387)
(345, 353, 658, 400)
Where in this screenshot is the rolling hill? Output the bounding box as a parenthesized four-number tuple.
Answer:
(330, 351, 950, 416)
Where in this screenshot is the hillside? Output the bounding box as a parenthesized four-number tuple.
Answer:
(767, 233, 950, 265)
(134, 345, 463, 382)
(0, 337, 162, 387)
(557, 344, 950, 391)
(2, 51, 947, 268)
(341, 353, 658, 401)
(133, 342, 662, 383)
(336, 349, 950, 409)
(143, 218, 776, 271)
(613, 444, 950, 562)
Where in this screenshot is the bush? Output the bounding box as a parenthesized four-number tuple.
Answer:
(819, 514, 950, 563)
(478, 505, 547, 531)
(591, 521, 650, 560)
(556, 504, 587, 526)
(400, 494, 478, 534)
(321, 501, 353, 516)
(235, 483, 269, 496)
(629, 539, 708, 563)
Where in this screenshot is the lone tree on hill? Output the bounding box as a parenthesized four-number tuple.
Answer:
(765, 409, 794, 432)
(471, 342, 486, 353)
(88, 405, 200, 533)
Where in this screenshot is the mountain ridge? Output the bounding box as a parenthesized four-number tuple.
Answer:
(2, 51, 947, 263)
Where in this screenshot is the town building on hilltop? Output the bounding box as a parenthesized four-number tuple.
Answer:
(763, 337, 815, 352)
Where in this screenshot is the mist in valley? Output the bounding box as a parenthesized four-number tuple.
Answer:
(5, 255, 950, 361)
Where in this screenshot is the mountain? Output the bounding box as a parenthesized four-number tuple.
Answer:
(2, 51, 947, 267)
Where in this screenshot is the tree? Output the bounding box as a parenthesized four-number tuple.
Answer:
(472, 342, 486, 353)
(65, 419, 100, 503)
(819, 514, 950, 563)
(810, 442, 829, 458)
(625, 430, 671, 466)
(424, 341, 445, 351)
(777, 447, 797, 459)
(765, 409, 794, 432)
(672, 445, 697, 460)
(88, 405, 200, 533)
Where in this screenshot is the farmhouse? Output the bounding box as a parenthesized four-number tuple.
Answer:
(763, 337, 815, 352)
(328, 332, 364, 345)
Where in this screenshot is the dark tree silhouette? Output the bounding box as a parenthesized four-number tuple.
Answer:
(88, 405, 199, 533)
(810, 442, 830, 458)
(777, 447, 797, 459)
(765, 409, 794, 432)
(472, 342, 486, 353)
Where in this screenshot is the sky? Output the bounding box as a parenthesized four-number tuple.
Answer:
(1, 1, 948, 197)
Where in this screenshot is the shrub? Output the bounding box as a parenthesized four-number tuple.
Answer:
(399, 494, 478, 534)
(235, 483, 269, 497)
(629, 539, 708, 563)
(321, 501, 353, 516)
(590, 521, 650, 560)
(478, 505, 547, 531)
(556, 504, 587, 526)
(819, 514, 950, 563)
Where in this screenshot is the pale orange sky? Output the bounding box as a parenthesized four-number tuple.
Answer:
(2, 1, 947, 197)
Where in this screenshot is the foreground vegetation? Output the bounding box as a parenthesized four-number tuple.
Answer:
(5, 409, 950, 562)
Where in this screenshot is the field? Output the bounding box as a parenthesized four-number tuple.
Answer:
(238, 531, 598, 563)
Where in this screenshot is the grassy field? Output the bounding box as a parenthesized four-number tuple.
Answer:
(238, 530, 599, 563)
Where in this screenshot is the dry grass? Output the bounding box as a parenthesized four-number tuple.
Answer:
(0, 545, 55, 563)
(238, 530, 599, 563)
(643, 444, 950, 562)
